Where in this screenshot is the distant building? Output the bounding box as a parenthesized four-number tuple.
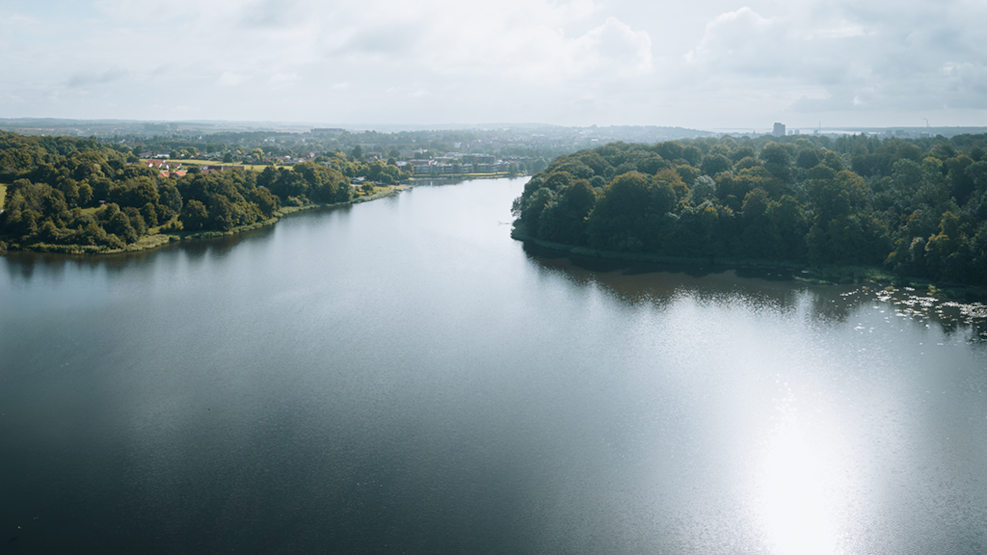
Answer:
(773, 122, 786, 137)
(146, 160, 182, 170)
(461, 154, 495, 165)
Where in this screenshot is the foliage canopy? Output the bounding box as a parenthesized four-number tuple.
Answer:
(512, 135, 987, 286)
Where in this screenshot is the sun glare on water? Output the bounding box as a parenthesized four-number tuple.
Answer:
(757, 398, 842, 555)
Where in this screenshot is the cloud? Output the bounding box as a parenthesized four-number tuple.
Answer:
(1, 0, 658, 123)
(3, 0, 987, 126)
(290, 0, 652, 85)
(678, 1, 987, 119)
(218, 71, 245, 86)
(384, 84, 432, 98)
(66, 68, 131, 88)
(571, 17, 653, 78)
(685, 8, 776, 67)
(269, 72, 299, 85)
(238, 0, 300, 29)
(941, 62, 987, 108)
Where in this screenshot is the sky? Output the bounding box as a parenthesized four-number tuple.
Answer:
(2, 0, 986, 130)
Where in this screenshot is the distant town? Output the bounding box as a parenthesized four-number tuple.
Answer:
(759, 121, 978, 140)
(3, 118, 987, 181)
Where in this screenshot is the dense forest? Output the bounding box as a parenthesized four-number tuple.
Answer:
(511, 134, 987, 286)
(0, 132, 357, 253)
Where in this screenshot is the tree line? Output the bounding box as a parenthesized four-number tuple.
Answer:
(0, 132, 355, 252)
(511, 135, 987, 286)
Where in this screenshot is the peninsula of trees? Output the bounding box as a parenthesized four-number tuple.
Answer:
(511, 134, 987, 287)
(0, 132, 389, 254)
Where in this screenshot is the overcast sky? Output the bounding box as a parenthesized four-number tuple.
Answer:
(2, 0, 985, 130)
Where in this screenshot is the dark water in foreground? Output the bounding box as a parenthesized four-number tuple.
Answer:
(2, 178, 986, 554)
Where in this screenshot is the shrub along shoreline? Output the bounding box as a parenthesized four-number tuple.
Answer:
(2, 186, 405, 256)
(0, 131, 419, 258)
(513, 224, 882, 280)
(512, 222, 987, 302)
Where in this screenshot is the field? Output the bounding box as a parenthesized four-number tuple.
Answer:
(140, 159, 287, 172)
(0, 183, 6, 210)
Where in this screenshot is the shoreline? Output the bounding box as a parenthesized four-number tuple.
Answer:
(511, 228, 987, 302)
(1, 185, 407, 257)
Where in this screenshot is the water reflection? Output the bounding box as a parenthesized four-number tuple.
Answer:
(526, 249, 838, 319)
(525, 247, 987, 344)
(757, 396, 840, 555)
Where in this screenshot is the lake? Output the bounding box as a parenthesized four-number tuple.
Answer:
(2, 177, 986, 554)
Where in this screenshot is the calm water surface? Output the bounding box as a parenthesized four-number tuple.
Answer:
(2, 178, 986, 554)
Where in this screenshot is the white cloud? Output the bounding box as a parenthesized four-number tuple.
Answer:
(571, 17, 653, 78)
(807, 24, 867, 40)
(66, 68, 131, 88)
(675, 1, 987, 124)
(269, 72, 299, 85)
(941, 62, 987, 108)
(2, 0, 987, 126)
(685, 7, 776, 66)
(218, 72, 245, 87)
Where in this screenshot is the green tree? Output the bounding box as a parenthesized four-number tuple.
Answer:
(131, 177, 160, 207)
(542, 171, 574, 191)
(140, 202, 159, 227)
(158, 181, 183, 213)
(106, 209, 137, 243)
(248, 187, 279, 217)
(77, 181, 94, 206)
(768, 195, 808, 261)
(965, 161, 987, 194)
(207, 195, 235, 231)
(180, 199, 209, 231)
(741, 187, 775, 259)
(761, 142, 793, 183)
(537, 179, 596, 244)
(515, 187, 556, 235)
(700, 153, 732, 177)
(587, 171, 675, 252)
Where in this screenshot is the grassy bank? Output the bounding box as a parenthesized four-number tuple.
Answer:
(11, 234, 179, 255)
(0, 183, 7, 210)
(4, 185, 406, 256)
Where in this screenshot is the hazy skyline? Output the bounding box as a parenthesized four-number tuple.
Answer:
(3, 0, 985, 130)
